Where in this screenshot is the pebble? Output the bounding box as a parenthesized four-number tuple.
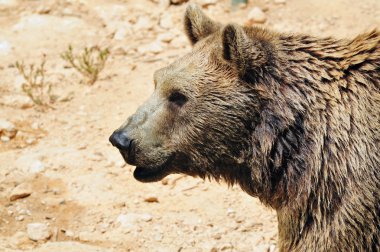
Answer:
(114, 27, 129, 41)
(29, 159, 45, 173)
(157, 32, 176, 43)
(247, 7, 267, 24)
(0, 119, 17, 138)
(1, 135, 10, 142)
(9, 183, 32, 201)
(274, 0, 286, 4)
(159, 14, 174, 29)
(0, 40, 12, 55)
(199, 0, 217, 7)
(10, 231, 29, 247)
(134, 16, 153, 31)
(64, 229, 75, 238)
(138, 41, 163, 55)
(116, 213, 153, 228)
(27, 223, 51, 241)
(144, 196, 159, 203)
(170, 0, 188, 4)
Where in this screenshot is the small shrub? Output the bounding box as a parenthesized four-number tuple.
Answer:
(15, 54, 55, 109)
(61, 45, 110, 85)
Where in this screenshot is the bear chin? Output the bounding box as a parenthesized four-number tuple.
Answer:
(133, 166, 169, 182)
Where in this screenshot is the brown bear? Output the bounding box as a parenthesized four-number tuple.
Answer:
(109, 4, 380, 251)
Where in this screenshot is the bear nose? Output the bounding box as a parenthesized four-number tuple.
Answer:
(109, 130, 132, 151)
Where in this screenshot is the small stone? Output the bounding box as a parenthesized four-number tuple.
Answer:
(247, 7, 267, 24)
(27, 223, 51, 241)
(42, 197, 65, 206)
(157, 32, 176, 43)
(114, 27, 129, 41)
(138, 41, 163, 55)
(15, 215, 25, 221)
(29, 160, 45, 173)
(0, 40, 12, 55)
(134, 16, 153, 31)
(1, 135, 10, 142)
(64, 230, 74, 238)
(159, 14, 173, 29)
(211, 232, 222, 240)
(0, 119, 17, 138)
(199, 0, 217, 8)
(274, 0, 286, 4)
(144, 196, 159, 203)
(36, 5, 51, 14)
(10, 183, 32, 201)
(26, 137, 36, 145)
(170, 0, 188, 4)
(116, 213, 153, 228)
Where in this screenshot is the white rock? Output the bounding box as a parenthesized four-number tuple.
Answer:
(10, 183, 32, 201)
(78, 231, 93, 242)
(1, 136, 10, 142)
(138, 41, 163, 55)
(199, 0, 217, 7)
(0, 40, 12, 55)
(0, 119, 16, 138)
(116, 213, 152, 228)
(247, 7, 267, 24)
(0, 95, 33, 109)
(114, 26, 130, 41)
(64, 230, 74, 238)
(27, 223, 51, 241)
(29, 160, 45, 173)
(159, 14, 173, 29)
(10, 231, 29, 247)
(274, 0, 286, 4)
(134, 16, 153, 31)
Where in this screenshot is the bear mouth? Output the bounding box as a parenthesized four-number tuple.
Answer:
(133, 155, 175, 183)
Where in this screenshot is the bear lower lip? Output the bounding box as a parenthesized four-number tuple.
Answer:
(133, 166, 168, 182)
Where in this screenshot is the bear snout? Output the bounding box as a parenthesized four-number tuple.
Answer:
(109, 130, 136, 165)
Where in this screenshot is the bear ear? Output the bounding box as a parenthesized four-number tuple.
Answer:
(184, 3, 220, 45)
(222, 24, 268, 77)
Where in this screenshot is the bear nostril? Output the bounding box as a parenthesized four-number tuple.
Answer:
(109, 131, 132, 151)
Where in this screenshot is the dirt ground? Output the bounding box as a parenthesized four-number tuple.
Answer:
(0, 0, 379, 251)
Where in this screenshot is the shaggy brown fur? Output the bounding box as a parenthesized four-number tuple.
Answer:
(110, 4, 380, 251)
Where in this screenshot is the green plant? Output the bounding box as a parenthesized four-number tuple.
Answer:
(15, 55, 54, 108)
(61, 45, 110, 85)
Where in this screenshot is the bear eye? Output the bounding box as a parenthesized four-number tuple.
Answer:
(168, 91, 187, 107)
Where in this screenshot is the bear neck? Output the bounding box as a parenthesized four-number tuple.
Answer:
(243, 31, 380, 251)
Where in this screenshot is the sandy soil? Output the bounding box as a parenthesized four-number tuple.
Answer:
(0, 0, 379, 251)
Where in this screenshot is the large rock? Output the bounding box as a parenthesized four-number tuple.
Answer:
(27, 223, 51, 241)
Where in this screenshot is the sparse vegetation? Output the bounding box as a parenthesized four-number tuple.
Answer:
(15, 55, 55, 109)
(61, 45, 110, 85)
